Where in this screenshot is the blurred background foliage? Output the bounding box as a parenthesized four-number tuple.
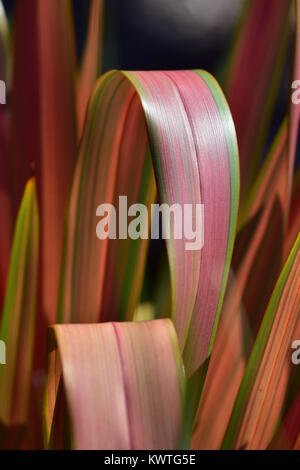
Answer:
(2, 0, 296, 302)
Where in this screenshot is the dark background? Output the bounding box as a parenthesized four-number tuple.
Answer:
(2, 0, 292, 151)
(3, 0, 242, 74)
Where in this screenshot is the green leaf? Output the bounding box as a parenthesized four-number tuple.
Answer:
(0, 179, 39, 427)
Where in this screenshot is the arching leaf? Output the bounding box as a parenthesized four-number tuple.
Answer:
(45, 320, 184, 450)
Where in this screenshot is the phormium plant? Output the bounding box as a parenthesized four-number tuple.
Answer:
(0, 0, 299, 450)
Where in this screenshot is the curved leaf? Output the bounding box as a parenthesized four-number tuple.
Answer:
(192, 122, 288, 450)
(45, 320, 184, 450)
(58, 69, 239, 380)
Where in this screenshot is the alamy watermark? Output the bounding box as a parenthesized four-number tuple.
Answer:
(291, 340, 300, 365)
(0, 340, 6, 365)
(291, 80, 300, 104)
(0, 80, 6, 104)
(96, 196, 204, 251)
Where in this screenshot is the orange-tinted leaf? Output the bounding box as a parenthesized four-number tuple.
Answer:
(192, 124, 287, 449)
(59, 70, 239, 384)
(226, 0, 291, 197)
(222, 234, 300, 449)
(59, 72, 156, 325)
(239, 120, 288, 230)
(45, 320, 184, 450)
(285, 169, 300, 259)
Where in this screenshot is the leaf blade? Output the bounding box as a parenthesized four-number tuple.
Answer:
(45, 320, 185, 450)
(222, 233, 300, 449)
(59, 69, 239, 382)
(0, 179, 39, 427)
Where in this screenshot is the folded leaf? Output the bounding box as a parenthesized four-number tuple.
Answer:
(45, 320, 184, 450)
(222, 233, 300, 450)
(58, 72, 156, 326)
(59, 70, 239, 381)
(0, 179, 39, 428)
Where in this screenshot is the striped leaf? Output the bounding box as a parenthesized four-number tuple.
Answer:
(0, 179, 39, 429)
(222, 233, 300, 449)
(285, 169, 300, 258)
(45, 320, 184, 450)
(192, 3, 300, 442)
(58, 70, 239, 381)
(192, 122, 288, 449)
(226, 0, 291, 197)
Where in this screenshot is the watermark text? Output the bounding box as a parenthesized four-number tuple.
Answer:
(291, 339, 300, 365)
(96, 196, 204, 251)
(0, 80, 6, 104)
(0, 340, 6, 365)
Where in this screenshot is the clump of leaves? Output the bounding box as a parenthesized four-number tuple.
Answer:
(0, 0, 299, 450)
